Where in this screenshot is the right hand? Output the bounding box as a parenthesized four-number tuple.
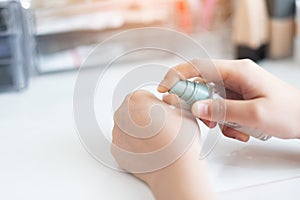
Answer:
(158, 59, 300, 141)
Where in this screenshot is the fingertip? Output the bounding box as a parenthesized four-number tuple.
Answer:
(223, 127, 250, 143)
(208, 121, 218, 128)
(235, 135, 250, 142)
(158, 74, 182, 93)
(241, 135, 250, 142)
(157, 84, 169, 93)
(202, 120, 217, 128)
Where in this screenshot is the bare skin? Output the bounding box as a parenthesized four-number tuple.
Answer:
(112, 91, 215, 200)
(159, 59, 300, 141)
(112, 59, 300, 199)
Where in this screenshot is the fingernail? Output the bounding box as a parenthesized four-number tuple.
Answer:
(158, 80, 168, 93)
(192, 102, 208, 117)
(158, 85, 167, 93)
(237, 135, 250, 142)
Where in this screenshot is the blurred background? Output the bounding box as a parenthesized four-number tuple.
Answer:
(1, 2, 300, 199)
(0, 0, 299, 92)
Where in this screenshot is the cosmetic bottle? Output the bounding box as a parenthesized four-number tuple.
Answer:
(267, 0, 296, 59)
(233, 0, 269, 62)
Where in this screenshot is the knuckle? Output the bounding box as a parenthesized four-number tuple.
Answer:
(169, 67, 184, 80)
(239, 59, 259, 72)
(210, 99, 224, 121)
(239, 59, 254, 67)
(121, 90, 155, 126)
(119, 90, 152, 114)
(236, 59, 259, 76)
(128, 90, 151, 102)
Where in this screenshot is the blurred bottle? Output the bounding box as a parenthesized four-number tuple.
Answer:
(175, 0, 193, 33)
(267, 0, 296, 59)
(200, 0, 217, 31)
(233, 0, 270, 62)
(295, 0, 300, 63)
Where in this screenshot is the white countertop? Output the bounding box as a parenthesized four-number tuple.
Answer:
(1, 59, 300, 200)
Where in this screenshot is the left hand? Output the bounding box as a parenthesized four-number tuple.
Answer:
(112, 90, 215, 200)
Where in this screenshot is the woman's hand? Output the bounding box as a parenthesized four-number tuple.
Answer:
(112, 90, 215, 200)
(158, 59, 300, 141)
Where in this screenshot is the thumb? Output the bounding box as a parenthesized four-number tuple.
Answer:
(191, 99, 258, 127)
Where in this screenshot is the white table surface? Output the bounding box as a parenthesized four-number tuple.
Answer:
(1, 59, 300, 200)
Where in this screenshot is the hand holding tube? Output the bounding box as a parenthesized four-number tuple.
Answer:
(169, 80, 271, 141)
(158, 59, 300, 141)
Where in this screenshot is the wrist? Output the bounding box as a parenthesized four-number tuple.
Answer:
(295, 90, 300, 139)
(147, 146, 215, 200)
(291, 101, 300, 139)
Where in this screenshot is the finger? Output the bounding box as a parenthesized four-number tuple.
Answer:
(163, 94, 218, 128)
(209, 59, 266, 94)
(163, 94, 217, 128)
(221, 125, 250, 142)
(191, 99, 261, 128)
(225, 88, 244, 100)
(162, 94, 190, 110)
(158, 60, 202, 93)
(166, 76, 235, 100)
(202, 119, 217, 128)
(114, 90, 169, 130)
(158, 59, 262, 94)
(193, 77, 207, 84)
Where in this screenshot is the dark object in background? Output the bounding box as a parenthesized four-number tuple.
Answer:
(266, 0, 296, 59)
(236, 45, 268, 63)
(267, 0, 296, 18)
(0, 64, 13, 86)
(0, 8, 8, 31)
(0, 1, 34, 92)
(233, 0, 270, 63)
(0, 37, 11, 58)
(235, 45, 267, 63)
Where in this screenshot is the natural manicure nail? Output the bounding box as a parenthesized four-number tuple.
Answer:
(237, 135, 250, 142)
(158, 80, 168, 93)
(192, 102, 209, 117)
